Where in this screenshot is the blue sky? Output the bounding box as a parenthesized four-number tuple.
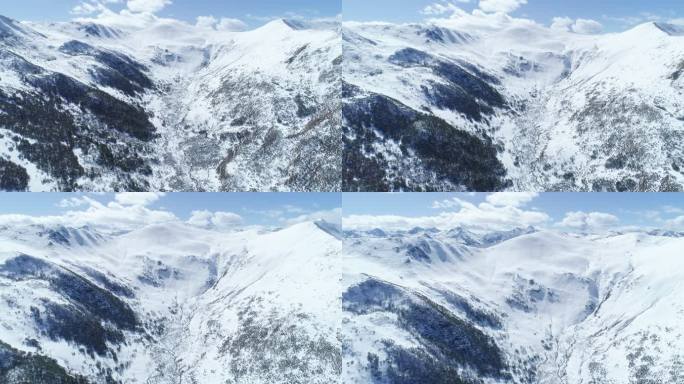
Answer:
(2, 192, 683, 232)
(4, 0, 679, 31)
(343, 193, 684, 231)
(343, 0, 684, 32)
(3, 0, 340, 28)
(0, 192, 341, 227)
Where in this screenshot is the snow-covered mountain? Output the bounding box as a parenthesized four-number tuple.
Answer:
(342, 226, 684, 383)
(343, 20, 684, 192)
(3, 217, 684, 383)
(0, 221, 341, 383)
(0, 15, 341, 191)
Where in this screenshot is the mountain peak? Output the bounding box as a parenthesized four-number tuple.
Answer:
(625, 21, 684, 37)
(0, 15, 25, 38)
(259, 18, 296, 32)
(653, 22, 684, 36)
(256, 18, 338, 33)
(0, 14, 17, 25)
(282, 18, 339, 31)
(283, 19, 308, 30)
(73, 21, 124, 39)
(314, 220, 342, 239)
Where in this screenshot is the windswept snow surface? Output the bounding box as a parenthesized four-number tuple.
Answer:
(342, 227, 684, 383)
(0, 16, 341, 191)
(0, 221, 342, 383)
(343, 20, 684, 191)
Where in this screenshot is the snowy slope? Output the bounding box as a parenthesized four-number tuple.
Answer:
(343, 21, 684, 191)
(0, 15, 341, 191)
(342, 227, 684, 383)
(0, 221, 342, 383)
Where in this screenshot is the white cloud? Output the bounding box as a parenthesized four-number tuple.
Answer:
(195, 16, 247, 31)
(602, 12, 677, 28)
(550, 16, 574, 31)
(217, 17, 248, 31)
(72, 1, 110, 15)
(478, 0, 527, 14)
(58, 196, 89, 208)
(557, 211, 619, 231)
(346, 199, 549, 231)
(636, 210, 663, 221)
(248, 209, 285, 219)
(195, 15, 217, 28)
(187, 210, 243, 229)
(247, 204, 310, 221)
(0, 196, 177, 232)
(1, 196, 330, 234)
(285, 208, 341, 226)
(283, 205, 308, 214)
(571, 18, 603, 34)
(72, 0, 173, 27)
(246, 205, 337, 227)
(126, 0, 171, 13)
(422, 1, 470, 16)
(432, 196, 467, 209)
(244, 10, 339, 23)
(114, 192, 165, 206)
(73, 0, 170, 16)
(422, 0, 529, 17)
(551, 17, 603, 34)
(212, 212, 243, 227)
(74, 1, 248, 32)
(433, 193, 538, 210)
(602, 15, 643, 26)
(424, 6, 540, 33)
(422, 1, 608, 36)
(663, 205, 684, 215)
(665, 215, 684, 229)
(485, 192, 538, 207)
